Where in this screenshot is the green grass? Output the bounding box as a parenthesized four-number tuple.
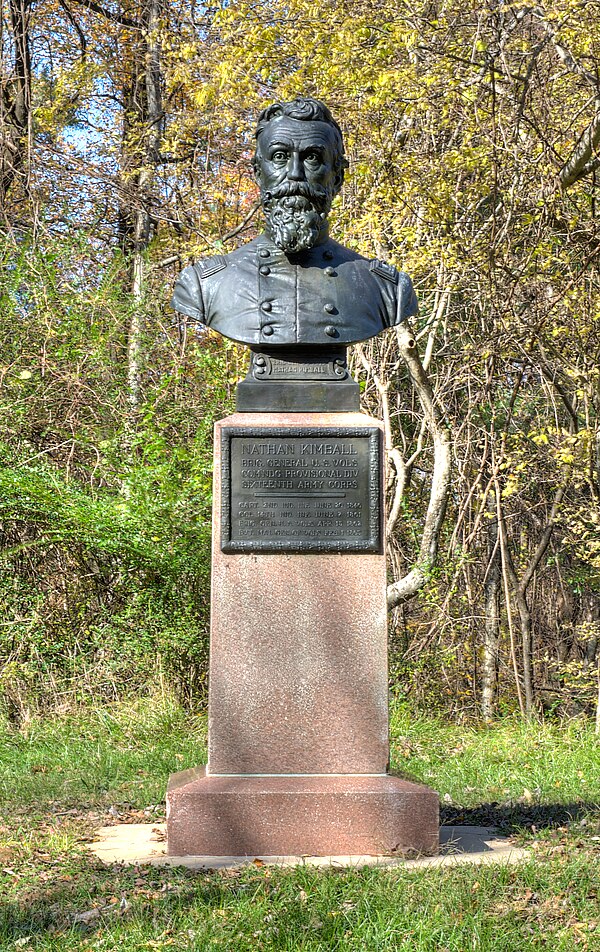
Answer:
(0, 698, 206, 810)
(0, 699, 599, 951)
(389, 705, 599, 817)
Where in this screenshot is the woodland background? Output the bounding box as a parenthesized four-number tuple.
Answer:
(2, 0, 600, 724)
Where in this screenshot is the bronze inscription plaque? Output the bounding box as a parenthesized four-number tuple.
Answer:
(221, 427, 381, 553)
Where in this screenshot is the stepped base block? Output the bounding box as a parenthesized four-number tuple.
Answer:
(166, 767, 439, 857)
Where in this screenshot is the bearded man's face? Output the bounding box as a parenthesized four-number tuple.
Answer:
(254, 117, 342, 253)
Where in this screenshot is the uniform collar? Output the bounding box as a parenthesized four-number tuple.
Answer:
(254, 231, 336, 265)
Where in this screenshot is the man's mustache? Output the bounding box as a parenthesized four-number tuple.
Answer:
(262, 181, 329, 204)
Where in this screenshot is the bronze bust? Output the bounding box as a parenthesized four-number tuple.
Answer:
(171, 97, 417, 348)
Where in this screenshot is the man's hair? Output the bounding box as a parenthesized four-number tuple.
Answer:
(254, 96, 348, 179)
(256, 97, 344, 149)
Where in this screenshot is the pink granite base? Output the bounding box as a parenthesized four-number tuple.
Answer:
(167, 412, 439, 858)
(166, 767, 439, 857)
(206, 413, 389, 776)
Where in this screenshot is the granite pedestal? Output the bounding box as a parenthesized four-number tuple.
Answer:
(166, 412, 439, 857)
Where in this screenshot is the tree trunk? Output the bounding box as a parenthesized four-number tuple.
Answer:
(513, 584, 536, 715)
(386, 323, 452, 608)
(1, 0, 32, 213)
(481, 508, 501, 719)
(596, 656, 600, 736)
(122, 0, 163, 435)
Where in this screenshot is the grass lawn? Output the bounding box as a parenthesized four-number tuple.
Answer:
(0, 698, 598, 951)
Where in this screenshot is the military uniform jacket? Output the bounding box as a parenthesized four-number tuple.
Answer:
(170, 233, 418, 347)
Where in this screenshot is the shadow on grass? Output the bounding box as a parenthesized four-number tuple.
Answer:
(1, 857, 353, 948)
(441, 800, 600, 833)
(0, 858, 228, 945)
(3, 802, 600, 946)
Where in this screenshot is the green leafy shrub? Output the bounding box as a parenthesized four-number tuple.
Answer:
(0, 234, 239, 714)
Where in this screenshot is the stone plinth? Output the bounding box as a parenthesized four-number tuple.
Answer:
(166, 412, 439, 857)
(167, 768, 439, 857)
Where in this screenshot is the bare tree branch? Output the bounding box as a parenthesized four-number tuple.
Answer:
(70, 0, 139, 29)
(57, 0, 87, 58)
(220, 201, 260, 243)
(520, 480, 569, 593)
(386, 322, 452, 609)
(559, 108, 600, 189)
(525, 8, 600, 189)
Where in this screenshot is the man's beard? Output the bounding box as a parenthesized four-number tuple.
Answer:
(262, 181, 332, 253)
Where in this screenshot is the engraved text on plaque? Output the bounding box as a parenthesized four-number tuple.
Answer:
(221, 427, 381, 553)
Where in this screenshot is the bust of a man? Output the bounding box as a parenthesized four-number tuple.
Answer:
(171, 97, 417, 347)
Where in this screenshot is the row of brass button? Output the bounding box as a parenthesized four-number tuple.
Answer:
(260, 325, 339, 338)
(257, 245, 339, 338)
(260, 300, 337, 313)
(257, 247, 335, 261)
(259, 264, 337, 278)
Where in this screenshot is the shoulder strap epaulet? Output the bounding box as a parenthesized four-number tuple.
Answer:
(369, 258, 399, 284)
(197, 254, 227, 279)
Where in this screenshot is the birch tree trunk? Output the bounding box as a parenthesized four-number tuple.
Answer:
(386, 323, 452, 609)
